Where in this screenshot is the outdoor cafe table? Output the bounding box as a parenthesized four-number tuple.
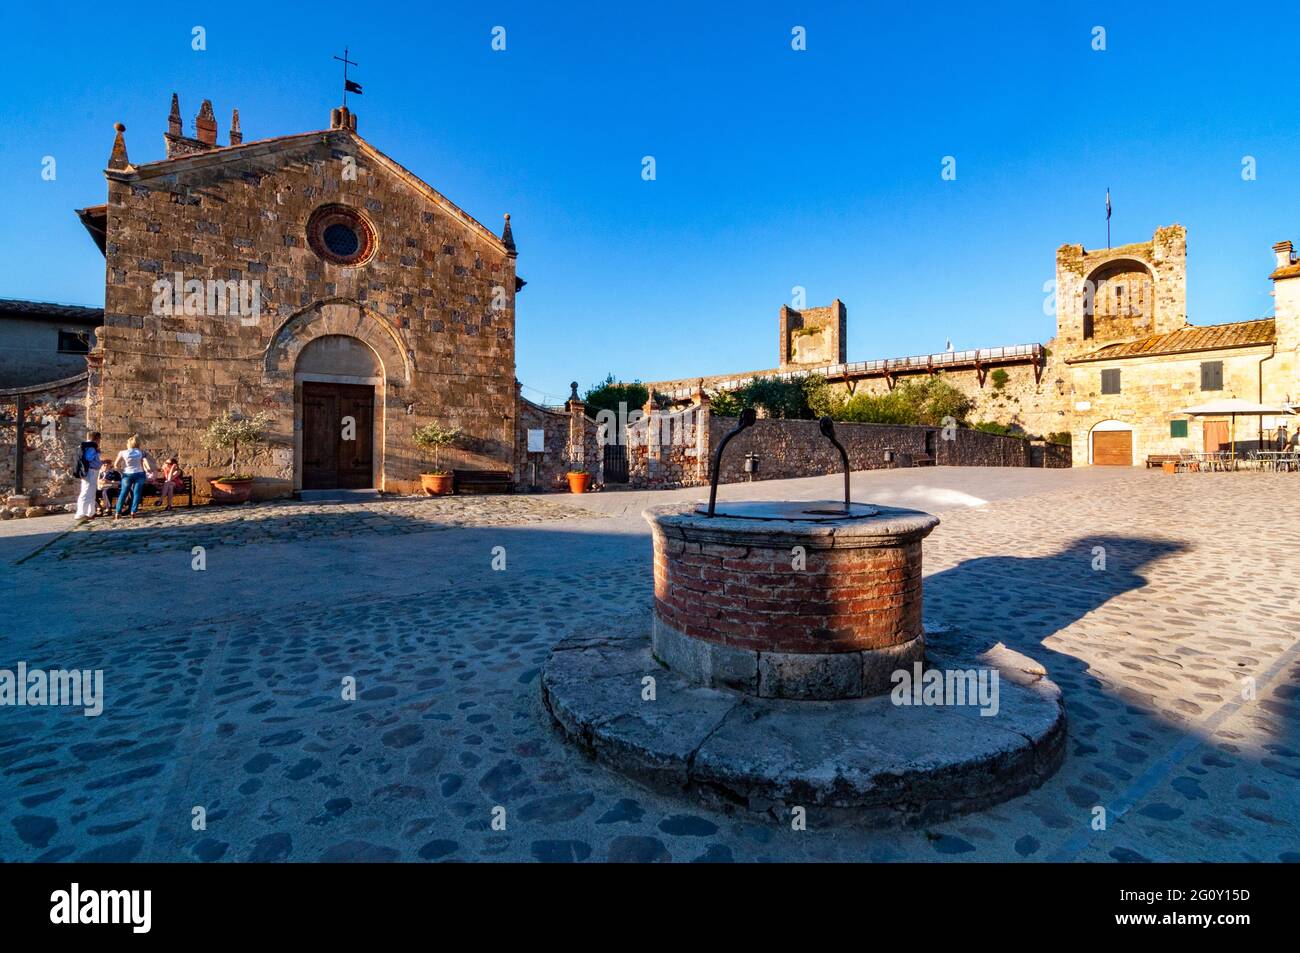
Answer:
(1252, 451, 1299, 471)
(1188, 451, 1234, 471)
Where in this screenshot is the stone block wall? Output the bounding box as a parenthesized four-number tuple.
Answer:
(707, 415, 1053, 484)
(0, 373, 89, 503)
(515, 397, 579, 490)
(626, 404, 707, 488)
(822, 361, 1069, 441)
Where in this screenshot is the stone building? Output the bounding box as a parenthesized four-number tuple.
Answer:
(0, 300, 101, 388)
(645, 224, 1300, 466)
(1057, 227, 1297, 466)
(70, 95, 521, 497)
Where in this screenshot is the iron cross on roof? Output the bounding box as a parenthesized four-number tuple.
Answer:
(333, 48, 362, 106)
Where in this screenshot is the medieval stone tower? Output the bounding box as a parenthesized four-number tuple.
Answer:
(778, 299, 846, 369)
(1054, 224, 1187, 359)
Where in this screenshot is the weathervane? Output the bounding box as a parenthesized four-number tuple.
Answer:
(333, 47, 363, 107)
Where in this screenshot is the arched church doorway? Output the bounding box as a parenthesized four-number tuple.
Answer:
(294, 335, 382, 489)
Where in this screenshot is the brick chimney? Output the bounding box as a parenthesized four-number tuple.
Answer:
(195, 99, 217, 146)
(1274, 240, 1295, 270)
(329, 106, 358, 132)
(1271, 240, 1300, 355)
(165, 93, 219, 158)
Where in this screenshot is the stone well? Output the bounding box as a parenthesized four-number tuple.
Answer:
(540, 414, 1066, 825)
(647, 500, 938, 700)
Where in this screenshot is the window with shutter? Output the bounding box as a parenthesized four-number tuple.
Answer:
(1200, 361, 1223, 391)
(1101, 368, 1121, 394)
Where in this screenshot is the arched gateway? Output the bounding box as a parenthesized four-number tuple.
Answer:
(264, 300, 413, 492)
(295, 335, 381, 489)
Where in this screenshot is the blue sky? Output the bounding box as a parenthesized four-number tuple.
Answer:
(2, 1, 1297, 402)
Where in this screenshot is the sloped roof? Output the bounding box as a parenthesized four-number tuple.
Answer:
(0, 298, 103, 324)
(1067, 318, 1276, 363)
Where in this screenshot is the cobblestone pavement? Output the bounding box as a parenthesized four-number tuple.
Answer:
(23, 494, 594, 563)
(1, 468, 1297, 862)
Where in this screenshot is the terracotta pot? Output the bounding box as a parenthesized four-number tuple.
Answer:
(211, 477, 254, 504)
(421, 472, 454, 496)
(567, 472, 591, 494)
(1161, 461, 1177, 474)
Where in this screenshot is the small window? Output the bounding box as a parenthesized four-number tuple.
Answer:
(1170, 419, 1189, 438)
(1100, 368, 1121, 395)
(1200, 361, 1223, 392)
(57, 330, 90, 354)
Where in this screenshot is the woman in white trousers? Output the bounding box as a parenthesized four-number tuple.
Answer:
(75, 430, 102, 519)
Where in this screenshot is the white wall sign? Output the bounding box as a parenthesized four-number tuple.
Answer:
(527, 429, 545, 453)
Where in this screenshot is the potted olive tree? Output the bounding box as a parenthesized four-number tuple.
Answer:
(414, 423, 461, 495)
(202, 410, 272, 504)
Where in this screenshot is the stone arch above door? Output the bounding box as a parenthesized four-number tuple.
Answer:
(264, 299, 412, 387)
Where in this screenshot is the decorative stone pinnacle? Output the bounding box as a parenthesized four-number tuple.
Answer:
(168, 93, 182, 137)
(107, 123, 129, 170)
(501, 213, 516, 256)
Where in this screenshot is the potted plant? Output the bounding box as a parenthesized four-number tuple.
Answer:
(202, 410, 272, 504)
(565, 446, 590, 494)
(413, 422, 461, 495)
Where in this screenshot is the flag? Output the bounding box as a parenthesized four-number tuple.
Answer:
(345, 79, 363, 95)
(1106, 188, 1112, 220)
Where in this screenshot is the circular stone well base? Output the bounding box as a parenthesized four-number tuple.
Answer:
(542, 626, 1066, 827)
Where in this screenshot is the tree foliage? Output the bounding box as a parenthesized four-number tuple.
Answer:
(413, 422, 462, 473)
(583, 374, 652, 419)
(202, 410, 272, 477)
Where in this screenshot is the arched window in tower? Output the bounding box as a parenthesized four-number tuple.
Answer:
(1082, 259, 1155, 344)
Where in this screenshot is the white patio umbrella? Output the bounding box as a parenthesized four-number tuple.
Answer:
(1178, 398, 1295, 459)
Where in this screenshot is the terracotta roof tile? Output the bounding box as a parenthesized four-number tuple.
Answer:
(1068, 319, 1276, 363)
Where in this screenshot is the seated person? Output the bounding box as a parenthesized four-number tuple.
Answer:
(156, 458, 185, 511)
(97, 466, 121, 515)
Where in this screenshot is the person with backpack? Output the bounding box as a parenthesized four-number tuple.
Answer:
(74, 431, 102, 520)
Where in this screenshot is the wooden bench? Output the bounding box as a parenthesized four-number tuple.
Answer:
(452, 469, 514, 495)
(1146, 454, 1180, 468)
(105, 475, 195, 509)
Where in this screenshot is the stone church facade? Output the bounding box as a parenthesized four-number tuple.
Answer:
(75, 96, 520, 497)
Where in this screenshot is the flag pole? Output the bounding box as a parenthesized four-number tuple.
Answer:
(1106, 187, 1111, 249)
